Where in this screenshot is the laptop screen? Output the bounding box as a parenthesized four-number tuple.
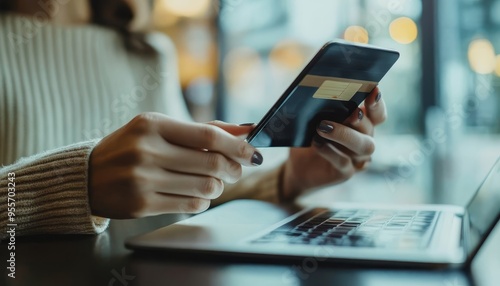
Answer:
(466, 157, 500, 256)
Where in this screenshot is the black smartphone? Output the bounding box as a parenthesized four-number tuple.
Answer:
(246, 40, 400, 147)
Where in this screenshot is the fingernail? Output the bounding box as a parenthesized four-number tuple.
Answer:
(375, 91, 382, 103)
(251, 151, 263, 166)
(239, 123, 255, 126)
(318, 122, 334, 133)
(357, 109, 364, 120)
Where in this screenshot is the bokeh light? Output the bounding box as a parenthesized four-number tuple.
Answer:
(269, 40, 308, 70)
(389, 17, 418, 44)
(158, 0, 211, 18)
(343, 26, 369, 44)
(468, 39, 496, 74)
(223, 47, 262, 90)
(153, 0, 180, 27)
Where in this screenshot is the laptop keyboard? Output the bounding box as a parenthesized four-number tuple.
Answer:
(252, 208, 438, 249)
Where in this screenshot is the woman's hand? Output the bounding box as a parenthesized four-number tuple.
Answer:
(88, 113, 262, 219)
(281, 88, 386, 200)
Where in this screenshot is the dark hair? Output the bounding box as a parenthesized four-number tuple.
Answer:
(89, 0, 156, 55)
(0, 0, 156, 55)
(0, 0, 11, 11)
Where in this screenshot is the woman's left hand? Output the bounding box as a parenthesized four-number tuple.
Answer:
(280, 87, 387, 200)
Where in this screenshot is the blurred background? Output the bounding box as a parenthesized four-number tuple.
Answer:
(151, 0, 500, 206)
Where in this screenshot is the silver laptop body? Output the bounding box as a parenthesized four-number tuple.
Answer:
(126, 158, 500, 268)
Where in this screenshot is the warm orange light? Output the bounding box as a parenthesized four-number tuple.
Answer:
(159, 0, 211, 18)
(223, 47, 262, 88)
(153, 0, 180, 27)
(389, 17, 418, 44)
(344, 26, 369, 44)
(269, 40, 307, 70)
(468, 39, 496, 74)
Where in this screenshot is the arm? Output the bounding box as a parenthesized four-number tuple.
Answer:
(212, 164, 284, 205)
(145, 33, 284, 205)
(145, 32, 386, 207)
(0, 140, 109, 239)
(0, 89, 385, 239)
(0, 113, 262, 238)
(212, 88, 387, 204)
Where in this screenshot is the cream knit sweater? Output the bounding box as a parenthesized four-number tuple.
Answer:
(0, 14, 281, 239)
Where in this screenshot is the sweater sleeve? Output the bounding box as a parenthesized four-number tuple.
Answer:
(0, 140, 109, 239)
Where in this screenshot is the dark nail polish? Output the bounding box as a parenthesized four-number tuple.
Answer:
(318, 122, 334, 133)
(239, 123, 255, 126)
(375, 92, 382, 103)
(357, 109, 364, 120)
(251, 151, 263, 166)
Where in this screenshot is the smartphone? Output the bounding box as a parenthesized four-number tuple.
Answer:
(246, 40, 400, 147)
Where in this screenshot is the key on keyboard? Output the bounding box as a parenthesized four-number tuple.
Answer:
(252, 208, 437, 249)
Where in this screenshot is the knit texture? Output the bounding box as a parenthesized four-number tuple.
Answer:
(0, 140, 109, 238)
(0, 13, 283, 238)
(0, 13, 191, 238)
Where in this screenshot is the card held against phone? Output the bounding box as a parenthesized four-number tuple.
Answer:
(246, 40, 400, 147)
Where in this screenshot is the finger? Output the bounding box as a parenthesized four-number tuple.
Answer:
(363, 87, 387, 126)
(343, 108, 374, 136)
(352, 161, 368, 171)
(146, 193, 212, 215)
(325, 141, 372, 167)
(156, 171, 225, 200)
(351, 157, 371, 171)
(129, 167, 225, 199)
(149, 114, 262, 166)
(153, 141, 242, 183)
(312, 137, 356, 178)
(350, 154, 372, 163)
(206, 121, 256, 136)
(317, 121, 375, 156)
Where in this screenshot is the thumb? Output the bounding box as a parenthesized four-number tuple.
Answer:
(206, 121, 255, 136)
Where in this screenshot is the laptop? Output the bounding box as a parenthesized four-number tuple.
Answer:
(125, 157, 500, 268)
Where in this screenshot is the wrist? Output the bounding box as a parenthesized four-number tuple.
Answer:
(279, 162, 301, 202)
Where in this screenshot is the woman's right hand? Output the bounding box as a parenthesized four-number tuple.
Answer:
(88, 113, 262, 219)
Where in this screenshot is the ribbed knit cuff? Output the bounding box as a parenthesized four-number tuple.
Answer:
(0, 140, 109, 239)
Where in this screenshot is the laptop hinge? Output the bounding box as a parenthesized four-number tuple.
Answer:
(462, 212, 473, 266)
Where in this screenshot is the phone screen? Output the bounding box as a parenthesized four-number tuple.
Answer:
(246, 41, 399, 147)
